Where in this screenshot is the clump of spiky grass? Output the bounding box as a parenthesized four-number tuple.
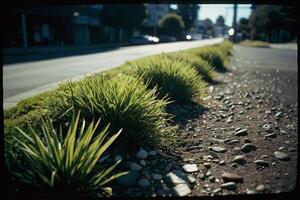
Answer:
(190, 46, 227, 72)
(10, 111, 126, 198)
(215, 40, 234, 58)
(160, 52, 216, 82)
(131, 56, 206, 104)
(47, 75, 176, 147)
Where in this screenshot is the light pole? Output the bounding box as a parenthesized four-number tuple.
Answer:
(232, 2, 237, 43)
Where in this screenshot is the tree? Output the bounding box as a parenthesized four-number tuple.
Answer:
(238, 18, 250, 39)
(100, 5, 146, 42)
(159, 13, 185, 38)
(216, 15, 225, 26)
(177, 4, 199, 31)
(249, 5, 296, 42)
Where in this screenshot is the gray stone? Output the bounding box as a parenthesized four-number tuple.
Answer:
(152, 173, 163, 180)
(226, 118, 233, 123)
(288, 147, 296, 152)
(231, 163, 238, 168)
(208, 176, 216, 182)
(117, 170, 140, 187)
(139, 160, 146, 166)
(256, 184, 265, 192)
(228, 139, 240, 145)
(264, 133, 277, 139)
(172, 184, 192, 197)
(114, 155, 122, 162)
(148, 150, 157, 156)
(274, 151, 291, 161)
(221, 172, 244, 183)
(263, 124, 272, 131)
(213, 188, 222, 194)
(233, 155, 246, 164)
(205, 170, 212, 177)
(130, 162, 143, 170)
(220, 182, 237, 190)
(136, 148, 148, 159)
(275, 112, 282, 118)
(247, 190, 257, 194)
(204, 162, 211, 168)
(182, 164, 198, 173)
(219, 160, 226, 165)
(210, 146, 227, 153)
(278, 147, 285, 151)
(234, 129, 248, 136)
(241, 143, 257, 153)
(209, 138, 225, 144)
(138, 178, 150, 187)
(261, 155, 269, 158)
(254, 160, 270, 167)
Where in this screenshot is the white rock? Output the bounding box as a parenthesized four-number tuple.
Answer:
(182, 164, 198, 173)
(172, 184, 192, 196)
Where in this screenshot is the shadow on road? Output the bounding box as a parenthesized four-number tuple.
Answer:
(3, 45, 121, 65)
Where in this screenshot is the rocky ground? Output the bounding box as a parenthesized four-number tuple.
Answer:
(111, 45, 298, 198)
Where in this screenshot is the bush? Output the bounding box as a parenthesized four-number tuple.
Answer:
(131, 56, 206, 104)
(240, 40, 270, 48)
(158, 13, 185, 38)
(160, 52, 216, 82)
(192, 46, 226, 71)
(215, 40, 234, 58)
(47, 75, 176, 147)
(9, 111, 126, 197)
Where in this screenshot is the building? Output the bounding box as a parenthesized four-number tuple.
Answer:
(3, 5, 104, 48)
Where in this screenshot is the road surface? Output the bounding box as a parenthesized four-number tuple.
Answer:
(3, 38, 223, 109)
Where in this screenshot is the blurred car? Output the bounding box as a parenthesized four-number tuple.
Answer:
(128, 35, 159, 45)
(158, 35, 176, 43)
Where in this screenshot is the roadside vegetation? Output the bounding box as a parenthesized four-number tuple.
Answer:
(239, 40, 271, 48)
(4, 40, 233, 197)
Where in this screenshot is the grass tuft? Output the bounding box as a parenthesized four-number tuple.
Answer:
(47, 75, 176, 147)
(130, 56, 206, 104)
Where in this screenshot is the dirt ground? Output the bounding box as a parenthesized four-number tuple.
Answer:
(112, 45, 298, 198)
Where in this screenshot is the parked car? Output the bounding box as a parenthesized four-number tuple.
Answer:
(128, 35, 159, 45)
(158, 35, 176, 43)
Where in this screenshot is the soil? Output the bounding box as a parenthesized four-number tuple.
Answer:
(112, 45, 298, 198)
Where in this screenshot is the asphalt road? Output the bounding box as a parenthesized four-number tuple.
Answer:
(3, 38, 223, 109)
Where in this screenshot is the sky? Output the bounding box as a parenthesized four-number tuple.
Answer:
(170, 4, 252, 27)
(198, 4, 252, 26)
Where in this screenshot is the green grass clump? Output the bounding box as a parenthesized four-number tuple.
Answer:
(9, 111, 126, 197)
(240, 40, 270, 48)
(47, 75, 176, 147)
(131, 56, 206, 104)
(191, 46, 227, 72)
(215, 40, 234, 58)
(160, 52, 216, 82)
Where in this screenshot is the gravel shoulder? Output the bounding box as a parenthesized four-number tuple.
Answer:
(111, 45, 298, 197)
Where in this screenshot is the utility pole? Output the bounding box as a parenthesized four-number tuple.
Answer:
(232, 2, 238, 43)
(21, 13, 28, 48)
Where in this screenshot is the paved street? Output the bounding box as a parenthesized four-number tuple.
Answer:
(3, 38, 223, 109)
